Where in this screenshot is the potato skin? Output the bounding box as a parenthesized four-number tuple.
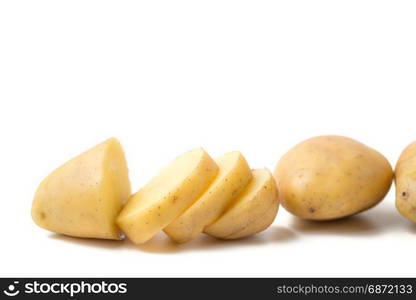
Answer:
(395, 142, 416, 222)
(31, 138, 131, 239)
(204, 168, 279, 239)
(164, 151, 252, 243)
(274, 136, 393, 220)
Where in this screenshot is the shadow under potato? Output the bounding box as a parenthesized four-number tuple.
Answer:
(407, 223, 416, 234)
(46, 204, 413, 253)
(49, 233, 125, 250)
(290, 203, 407, 236)
(125, 225, 297, 254)
(47, 225, 297, 254)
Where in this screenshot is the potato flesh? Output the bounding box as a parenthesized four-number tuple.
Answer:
(204, 169, 279, 239)
(274, 136, 393, 220)
(117, 148, 218, 244)
(395, 142, 416, 222)
(164, 151, 252, 243)
(31, 138, 131, 239)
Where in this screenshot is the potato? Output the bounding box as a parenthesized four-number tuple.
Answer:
(164, 151, 252, 243)
(31, 138, 131, 239)
(117, 148, 218, 244)
(274, 135, 393, 220)
(395, 141, 416, 222)
(204, 169, 279, 239)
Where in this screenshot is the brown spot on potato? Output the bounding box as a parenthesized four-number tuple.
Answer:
(40, 212, 46, 219)
(402, 191, 409, 199)
(309, 207, 316, 213)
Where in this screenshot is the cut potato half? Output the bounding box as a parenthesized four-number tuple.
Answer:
(31, 138, 131, 240)
(117, 148, 218, 244)
(164, 151, 252, 243)
(204, 168, 279, 240)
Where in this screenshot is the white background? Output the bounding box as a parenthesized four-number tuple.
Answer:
(1, 0, 415, 277)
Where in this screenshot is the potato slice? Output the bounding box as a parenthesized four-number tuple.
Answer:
(204, 169, 279, 239)
(31, 138, 131, 240)
(164, 151, 252, 243)
(117, 148, 218, 244)
(395, 141, 416, 222)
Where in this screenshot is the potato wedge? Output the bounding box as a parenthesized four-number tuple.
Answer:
(117, 148, 218, 244)
(164, 151, 252, 243)
(395, 141, 416, 222)
(204, 168, 279, 239)
(31, 138, 131, 239)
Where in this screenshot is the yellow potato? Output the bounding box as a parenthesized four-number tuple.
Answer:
(274, 135, 393, 220)
(117, 148, 218, 244)
(31, 138, 131, 239)
(164, 151, 252, 243)
(395, 141, 416, 222)
(204, 169, 279, 239)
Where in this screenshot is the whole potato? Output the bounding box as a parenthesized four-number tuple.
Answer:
(274, 136, 393, 220)
(395, 142, 416, 222)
